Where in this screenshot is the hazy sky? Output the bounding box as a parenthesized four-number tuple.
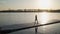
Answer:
(0, 0, 60, 10)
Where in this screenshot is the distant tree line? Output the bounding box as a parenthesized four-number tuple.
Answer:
(0, 9, 60, 13)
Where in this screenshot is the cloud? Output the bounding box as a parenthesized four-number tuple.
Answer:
(0, 1, 7, 6)
(0, 1, 7, 4)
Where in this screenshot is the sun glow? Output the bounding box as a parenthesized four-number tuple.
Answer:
(37, 0, 52, 9)
(39, 12, 49, 24)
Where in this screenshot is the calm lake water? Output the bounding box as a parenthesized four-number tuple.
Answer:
(0, 12, 60, 34)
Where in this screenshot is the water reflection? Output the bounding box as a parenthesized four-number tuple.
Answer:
(38, 12, 60, 34)
(0, 12, 60, 34)
(38, 12, 49, 24)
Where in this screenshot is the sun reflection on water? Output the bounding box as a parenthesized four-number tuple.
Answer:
(38, 12, 50, 33)
(39, 12, 49, 24)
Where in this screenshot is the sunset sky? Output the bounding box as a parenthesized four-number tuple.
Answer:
(0, 0, 60, 10)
